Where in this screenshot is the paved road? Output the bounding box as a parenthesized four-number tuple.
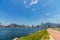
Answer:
(47, 28, 60, 40)
(49, 36, 55, 40)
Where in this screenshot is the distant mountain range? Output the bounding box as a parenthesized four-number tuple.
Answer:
(0, 22, 60, 28)
(40, 22, 60, 28)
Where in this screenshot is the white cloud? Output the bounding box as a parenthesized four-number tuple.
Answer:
(24, 0, 27, 4)
(24, 0, 29, 8)
(30, 0, 38, 6)
(45, 13, 50, 16)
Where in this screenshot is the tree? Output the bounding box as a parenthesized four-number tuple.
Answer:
(37, 25, 40, 28)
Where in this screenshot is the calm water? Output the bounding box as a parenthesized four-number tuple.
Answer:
(0, 28, 45, 40)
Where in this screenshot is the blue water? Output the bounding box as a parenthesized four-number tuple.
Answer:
(0, 28, 44, 40)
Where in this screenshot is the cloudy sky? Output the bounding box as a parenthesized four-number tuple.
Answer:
(0, 0, 60, 25)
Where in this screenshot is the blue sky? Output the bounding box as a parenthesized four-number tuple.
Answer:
(0, 0, 60, 25)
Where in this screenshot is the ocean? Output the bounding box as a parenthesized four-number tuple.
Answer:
(0, 28, 45, 40)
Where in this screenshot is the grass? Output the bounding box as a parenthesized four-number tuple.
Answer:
(52, 28, 60, 32)
(17, 29, 50, 40)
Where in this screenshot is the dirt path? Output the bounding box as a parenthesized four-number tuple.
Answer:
(47, 28, 60, 40)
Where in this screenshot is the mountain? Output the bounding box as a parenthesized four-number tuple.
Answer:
(40, 22, 60, 28)
(0, 22, 60, 28)
(6, 24, 31, 28)
(6, 24, 22, 28)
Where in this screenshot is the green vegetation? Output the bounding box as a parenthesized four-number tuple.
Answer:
(52, 28, 60, 32)
(17, 30, 50, 40)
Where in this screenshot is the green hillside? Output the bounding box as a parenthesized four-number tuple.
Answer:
(17, 30, 50, 40)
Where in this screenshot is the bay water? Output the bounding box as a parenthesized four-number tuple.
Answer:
(0, 28, 45, 40)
